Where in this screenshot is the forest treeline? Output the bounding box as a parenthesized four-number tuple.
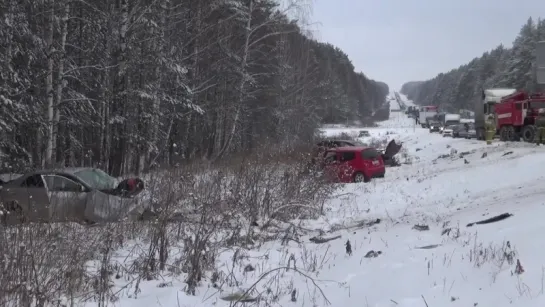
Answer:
(401, 17, 545, 112)
(0, 0, 388, 175)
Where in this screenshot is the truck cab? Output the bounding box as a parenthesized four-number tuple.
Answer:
(419, 106, 438, 128)
(441, 113, 461, 132)
(474, 88, 517, 140)
(494, 91, 545, 142)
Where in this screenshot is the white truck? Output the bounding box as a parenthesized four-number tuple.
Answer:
(474, 88, 517, 140)
(419, 105, 438, 128)
(443, 113, 461, 126)
(437, 113, 461, 133)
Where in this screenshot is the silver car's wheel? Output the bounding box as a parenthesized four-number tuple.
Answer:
(354, 172, 365, 183)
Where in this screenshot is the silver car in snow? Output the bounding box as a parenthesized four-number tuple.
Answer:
(0, 168, 150, 224)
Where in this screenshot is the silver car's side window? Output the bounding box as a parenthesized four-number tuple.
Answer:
(42, 175, 82, 193)
(21, 175, 45, 188)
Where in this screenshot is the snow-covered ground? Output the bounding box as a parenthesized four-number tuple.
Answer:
(91, 97, 545, 307)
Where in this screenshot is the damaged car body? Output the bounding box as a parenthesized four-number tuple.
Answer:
(311, 138, 403, 170)
(0, 167, 150, 225)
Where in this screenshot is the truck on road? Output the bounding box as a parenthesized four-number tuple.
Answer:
(474, 88, 517, 140)
(443, 113, 461, 127)
(493, 91, 545, 142)
(419, 105, 438, 128)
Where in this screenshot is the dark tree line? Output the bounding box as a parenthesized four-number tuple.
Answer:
(0, 0, 388, 175)
(401, 17, 545, 112)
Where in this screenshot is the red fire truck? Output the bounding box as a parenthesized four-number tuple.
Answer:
(494, 91, 545, 142)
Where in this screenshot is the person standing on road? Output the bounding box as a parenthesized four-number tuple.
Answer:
(535, 109, 545, 145)
(485, 114, 496, 145)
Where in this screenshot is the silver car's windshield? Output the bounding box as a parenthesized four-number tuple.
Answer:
(74, 169, 117, 190)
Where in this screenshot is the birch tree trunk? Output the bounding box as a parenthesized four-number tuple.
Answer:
(144, 1, 167, 170)
(102, 8, 114, 171)
(214, 0, 254, 161)
(44, 0, 56, 167)
(110, 0, 129, 176)
(54, 0, 69, 166)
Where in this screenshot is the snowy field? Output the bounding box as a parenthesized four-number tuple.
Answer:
(88, 94, 545, 307)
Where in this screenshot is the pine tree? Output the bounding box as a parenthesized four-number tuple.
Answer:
(401, 17, 543, 110)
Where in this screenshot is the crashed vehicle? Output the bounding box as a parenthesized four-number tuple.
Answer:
(323, 146, 385, 183)
(0, 167, 149, 225)
(379, 139, 403, 166)
(428, 121, 441, 132)
(358, 130, 371, 137)
(312, 138, 402, 169)
(315, 139, 364, 148)
(311, 139, 366, 166)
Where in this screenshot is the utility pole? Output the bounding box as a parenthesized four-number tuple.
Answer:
(532, 41, 545, 146)
(537, 41, 545, 87)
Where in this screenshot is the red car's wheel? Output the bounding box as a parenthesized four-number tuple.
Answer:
(353, 172, 369, 183)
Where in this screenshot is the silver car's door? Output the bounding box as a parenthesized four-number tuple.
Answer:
(3, 174, 51, 222)
(42, 175, 87, 222)
(85, 191, 142, 223)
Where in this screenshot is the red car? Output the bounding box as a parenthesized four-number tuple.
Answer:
(323, 146, 385, 183)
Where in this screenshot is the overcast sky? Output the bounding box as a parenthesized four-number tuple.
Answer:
(308, 0, 543, 91)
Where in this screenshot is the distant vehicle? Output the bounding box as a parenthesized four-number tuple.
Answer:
(456, 123, 477, 139)
(494, 91, 545, 142)
(358, 130, 371, 137)
(436, 113, 461, 132)
(425, 116, 435, 127)
(443, 113, 461, 127)
(475, 88, 516, 140)
(323, 146, 385, 183)
(453, 124, 470, 138)
(442, 125, 456, 137)
(452, 124, 465, 138)
(428, 121, 441, 132)
(406, 106, 419, 119)
(0, 168, 149, 225)
(419, 106, 438, 128)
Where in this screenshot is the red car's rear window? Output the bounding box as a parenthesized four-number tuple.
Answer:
(361, 148, 380, 159)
